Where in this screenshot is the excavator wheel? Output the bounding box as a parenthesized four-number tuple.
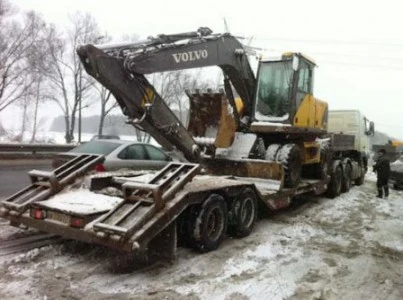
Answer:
(228, 188, 258, 238)
(189, 194, 228, 252)
(276, 144, 302, 188)
(265, 144, 281, 161)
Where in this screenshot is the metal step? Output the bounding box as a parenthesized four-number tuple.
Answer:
(92, 162, 199, 240)
(0, 154, 104, 216)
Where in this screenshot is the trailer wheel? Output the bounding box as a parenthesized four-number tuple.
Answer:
(341, 162, 352, 193)
(191, 194, 228, 252)
(327, 164, 342, 198)
(229, 188, 258, 238)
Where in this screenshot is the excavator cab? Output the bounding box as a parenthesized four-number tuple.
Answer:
(254, 53, 328, 131)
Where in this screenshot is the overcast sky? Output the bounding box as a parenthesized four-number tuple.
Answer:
(5, 0, 403, 139)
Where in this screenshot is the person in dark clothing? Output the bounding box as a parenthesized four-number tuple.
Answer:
(373, 149, 391, 198)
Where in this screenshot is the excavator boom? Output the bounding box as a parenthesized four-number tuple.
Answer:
(77, 44, 199, 161)
(77, 28, 256, 162)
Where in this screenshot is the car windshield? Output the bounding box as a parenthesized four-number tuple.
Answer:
(69, 141, 121, 155)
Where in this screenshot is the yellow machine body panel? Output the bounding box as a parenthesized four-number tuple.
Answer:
(293, 94, 328, 130)
(302, 141, 321, 165)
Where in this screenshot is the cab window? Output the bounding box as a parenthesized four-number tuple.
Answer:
(297, 60, 312, 94)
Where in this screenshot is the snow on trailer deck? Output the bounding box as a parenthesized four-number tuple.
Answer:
(37, 189, 123, 215)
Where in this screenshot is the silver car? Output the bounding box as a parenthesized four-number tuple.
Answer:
(52, 139, 177, 171)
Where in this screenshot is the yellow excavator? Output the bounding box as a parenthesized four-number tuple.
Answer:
(77, 27, 369, 189)
(0, 27, 374, 258)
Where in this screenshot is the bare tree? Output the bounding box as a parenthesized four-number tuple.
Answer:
(94, 85, 119, 135)
(151, 69, 216, 122)
(126, 69, 216, 143)
(0, 6, 48, 113)
(29, 75, 48, 143)
(90, 35, 120, 136)
(44, 12, 101, 143)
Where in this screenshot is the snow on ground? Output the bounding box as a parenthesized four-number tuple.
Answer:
(1, 176, 403, 299)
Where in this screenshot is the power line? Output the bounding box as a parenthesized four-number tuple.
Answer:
(247, 46, 403, 70)
(375, 123, 403, 129)
(318, 60, 403, 71)
(250, 36, 403, 47)
(302, 51, 403, 63)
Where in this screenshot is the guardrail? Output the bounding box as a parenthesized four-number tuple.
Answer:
(0, 143, 76, 158)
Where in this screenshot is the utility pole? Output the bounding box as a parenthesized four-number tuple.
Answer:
(78, 96, 82, 143)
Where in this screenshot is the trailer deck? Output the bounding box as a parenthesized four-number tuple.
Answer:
(0, 160, 329, 257)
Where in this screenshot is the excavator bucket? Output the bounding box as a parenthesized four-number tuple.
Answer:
(187, 89, 237, 150)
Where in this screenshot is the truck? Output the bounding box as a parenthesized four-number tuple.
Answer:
(327, 110, 373, 182)
(0, 28, 374, 262)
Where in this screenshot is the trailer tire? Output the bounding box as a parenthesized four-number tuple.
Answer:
(341, 162, 352, 193)
(191, 194, 228, 252)
(327, 164, 342, 198)
(229, 188, 258, 238)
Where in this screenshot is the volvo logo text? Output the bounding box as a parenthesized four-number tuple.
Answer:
(172, 50, 208, 63)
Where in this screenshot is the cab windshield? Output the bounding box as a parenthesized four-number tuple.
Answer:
(255, 60, 293, 121)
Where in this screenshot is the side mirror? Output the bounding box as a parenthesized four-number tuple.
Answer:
(369, 121, 375, 136)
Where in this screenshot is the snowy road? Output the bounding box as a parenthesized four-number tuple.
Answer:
(1, 173, 403, 299)
(0, 159, 52, 197)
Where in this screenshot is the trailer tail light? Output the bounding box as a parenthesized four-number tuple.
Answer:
(30, 208, 46, 220)
(70, 217, 85, 228)
(94, 163, 106, 172)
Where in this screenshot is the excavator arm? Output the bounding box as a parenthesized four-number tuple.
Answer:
(77, 28, 256, 162)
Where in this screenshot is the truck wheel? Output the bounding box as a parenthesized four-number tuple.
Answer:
(341, 163, 352, 193)
(354, 169, 365, 186)
(229, 188, 258, 238)
(327, 165, 342, 198)
(277, 144, 302, 188)
(314, 149, 330, 180)
(191, 194, 228, 252)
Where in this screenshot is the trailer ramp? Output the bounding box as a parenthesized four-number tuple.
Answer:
(0, 154, 103, 216)
(92, 163, 200, 241)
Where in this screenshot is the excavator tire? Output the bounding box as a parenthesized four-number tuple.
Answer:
(265, 144, 281, 161)
(276, 144, 302, 188)
(229, 188, 258, 238)
(327, 163, 343, 198)
(341, 160, 352, 193)
(190, 194, 228, 252)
